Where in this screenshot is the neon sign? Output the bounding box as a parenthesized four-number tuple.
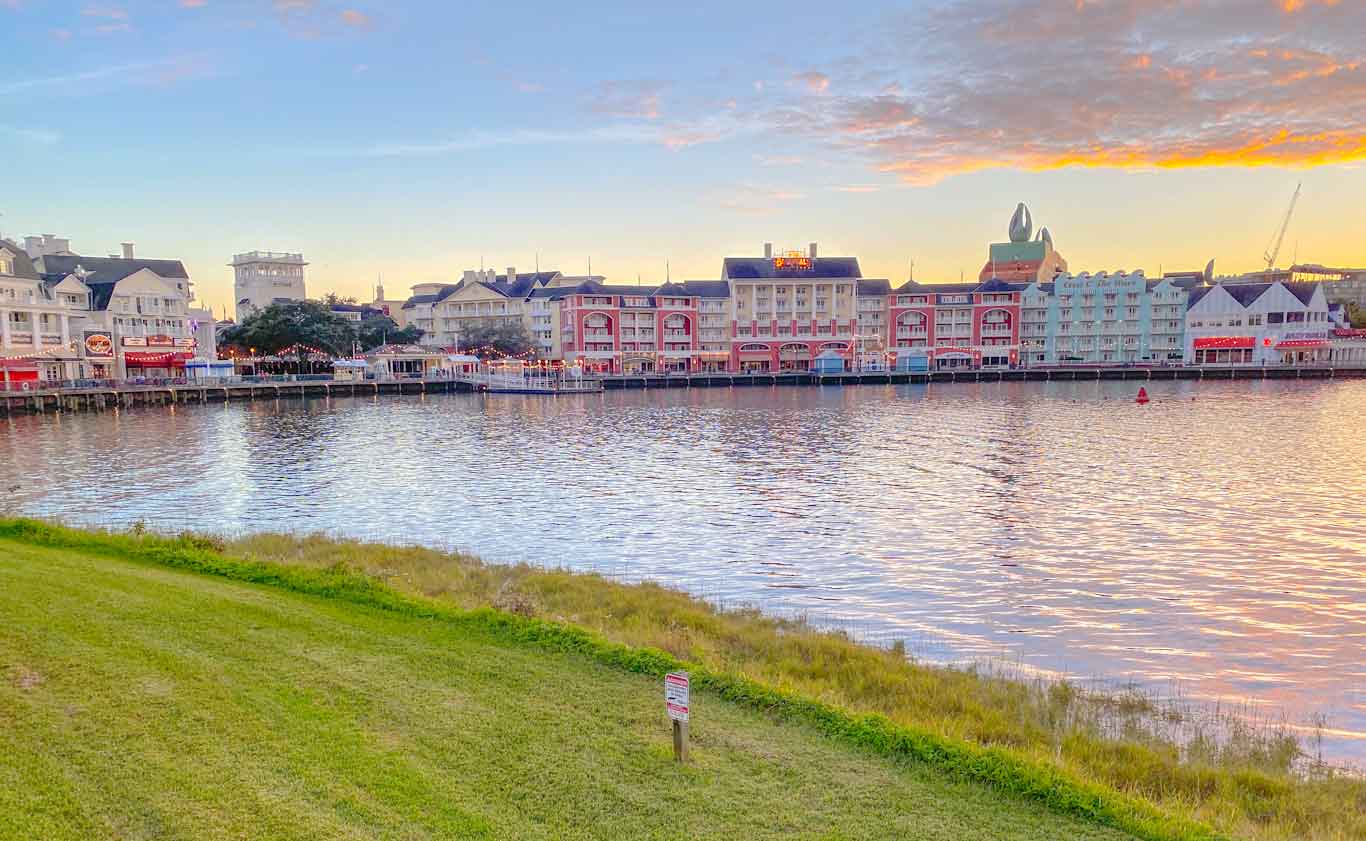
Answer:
(773, 257, 813, 271)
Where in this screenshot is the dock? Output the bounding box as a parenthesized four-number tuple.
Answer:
(3, 365, 1364, 415)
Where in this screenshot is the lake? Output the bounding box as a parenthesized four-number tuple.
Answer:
(3, 379, 1363, 763)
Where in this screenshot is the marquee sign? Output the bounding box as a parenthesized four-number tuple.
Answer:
(83, 331, 114, 358)
(773, 256, 813, 271)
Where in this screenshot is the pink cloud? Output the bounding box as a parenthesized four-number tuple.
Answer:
(588, 80, 667, 120)
(339, 8, 369, 27)
(792, 71, 830, 93)
(741, 0, 1366, 184)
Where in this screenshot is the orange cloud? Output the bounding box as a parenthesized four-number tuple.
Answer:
(339, 9, 369, 27)
(747, 0, 1366, 185)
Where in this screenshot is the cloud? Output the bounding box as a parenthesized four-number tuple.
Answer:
(180, 0, 207, 7)
(338, 8, 369, 27)
(0, 58, 206, 97)
(792, 71, 830, 93)
(81, 4, 126, 18)
(361, 125, 668, 158)
(587, 80, 667, 119)
(833, 184, 880, 193)
(737, 0, 1366, 184)
(0, 124, 60, 145)
(720, 185, 805, 215)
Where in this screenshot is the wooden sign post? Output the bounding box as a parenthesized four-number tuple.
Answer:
(665, 671, 690, 763)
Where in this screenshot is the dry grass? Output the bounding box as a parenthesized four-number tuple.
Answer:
(226, 531, 1366, 841)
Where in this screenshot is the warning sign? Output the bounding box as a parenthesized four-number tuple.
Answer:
(665, 672, 690, 722)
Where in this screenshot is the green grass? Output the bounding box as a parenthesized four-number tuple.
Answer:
(0, 533, 1142, 841)
(211, 530, 1364, 841)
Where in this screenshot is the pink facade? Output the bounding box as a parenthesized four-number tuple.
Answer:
(561, 290, 700, 374)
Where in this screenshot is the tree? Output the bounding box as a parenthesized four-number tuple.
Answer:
(357, 315, 423, 351)
(321, 292, 359, 306)
(1348, 303, 1366, 329)
(220, 301, 357, 363)
(459, 321, 536, 359)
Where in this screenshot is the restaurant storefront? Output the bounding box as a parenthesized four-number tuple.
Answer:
(1192, 336, 1254, 365)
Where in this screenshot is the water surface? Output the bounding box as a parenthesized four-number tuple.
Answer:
(3, 380, 1363, 762)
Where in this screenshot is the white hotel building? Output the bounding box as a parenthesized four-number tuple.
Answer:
(1184, 281, 1333, 365)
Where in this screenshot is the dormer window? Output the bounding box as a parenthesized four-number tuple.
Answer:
(0, 253, 11, 276)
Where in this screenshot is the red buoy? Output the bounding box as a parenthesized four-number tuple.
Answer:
(1136, 387, 1150, 404)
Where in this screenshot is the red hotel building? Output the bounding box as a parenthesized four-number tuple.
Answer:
(554, 281, 700, 374)
(887, 278, 1022, 369)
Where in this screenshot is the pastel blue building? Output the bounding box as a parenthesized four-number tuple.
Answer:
(1018, 271, 1196, 365)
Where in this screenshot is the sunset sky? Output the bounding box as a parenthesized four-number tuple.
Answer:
(3, 0, 1365, 314)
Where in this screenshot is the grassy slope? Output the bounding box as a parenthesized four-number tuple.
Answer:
(227, 533, 1365, 841)
(0, 538, 1136, 841)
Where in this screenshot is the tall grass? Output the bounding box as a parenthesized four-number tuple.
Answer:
(4, 519, 1363, 840)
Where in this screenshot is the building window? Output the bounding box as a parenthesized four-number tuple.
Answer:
(1267, 312, 1285, 324)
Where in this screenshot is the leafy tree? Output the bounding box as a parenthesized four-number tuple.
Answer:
(220, 301, 357, 360)
(321, 292, 359, 306)
(1348, 303, 1366, 329)
(459, 321, 536, 358)
(357, 315, 424, 351)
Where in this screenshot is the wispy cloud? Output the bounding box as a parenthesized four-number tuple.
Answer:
(0, 124, 60, 145)
(792, 71, 829, 93)
(587, 80, 667, 120)
(0, 58, 207, 97)
(719, 185, 805, 215)
(361, 125, 667, 158)
(338, 8, 369, 28)
(833, 184, 880, 193)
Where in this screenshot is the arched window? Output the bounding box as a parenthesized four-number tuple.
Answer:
(738, 343, 769, 353)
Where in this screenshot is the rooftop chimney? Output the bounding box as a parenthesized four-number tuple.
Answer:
(763, 242, 773, 259)
(809, 242, 818, 259)
(121, 242, 135, 259)
(506, 266, 517, 286)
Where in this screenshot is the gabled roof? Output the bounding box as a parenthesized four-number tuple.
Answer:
(681, 280, 730, 298)
(722, 257, 862, 280)
(1219, 283, 1274, 308)
(1186, 286, 1215, 309)
(38, 254, 188, 285)
(0, 239, 41, 280)
(36, 253, 190, 310)
(976, 277, 1019, 293)
(401, 293, 444, 309)
(856, 279, 892, 295)
(1282, 282, 1320, 307)
(654, 281, 691, 296)
(894, 280, 978, 294)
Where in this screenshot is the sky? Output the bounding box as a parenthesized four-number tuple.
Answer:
(3, 0, 1365, 315)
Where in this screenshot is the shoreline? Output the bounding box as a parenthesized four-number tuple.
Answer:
(4, 362, 1365, 415)
(3, 518, 1362, 841)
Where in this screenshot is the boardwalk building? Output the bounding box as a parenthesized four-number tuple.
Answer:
(1185, 281, 1333, 365)
(723, 243, 872, 373)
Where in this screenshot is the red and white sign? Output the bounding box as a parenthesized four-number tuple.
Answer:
(122, 336, 147, 347)
(665, 672, 690, 722)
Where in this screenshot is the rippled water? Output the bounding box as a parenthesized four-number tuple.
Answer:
(3, 380, 1364, 762)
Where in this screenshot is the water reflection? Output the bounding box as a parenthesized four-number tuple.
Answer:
(3, 379, 1364, 762)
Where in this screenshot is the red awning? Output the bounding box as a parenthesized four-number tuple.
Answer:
(1275, 340, 1329, 350)
(124, 351, 192, 366)
(1193, 336, 1254, 350)
(0, 358, 39, 370)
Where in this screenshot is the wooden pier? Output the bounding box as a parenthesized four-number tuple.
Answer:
(597, 365, 1366, 391)
(4, 366, 1365, 415)
(1, 378, 474, 416)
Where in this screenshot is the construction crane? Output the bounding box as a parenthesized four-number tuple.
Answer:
(1263, 182, 1301, 270)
